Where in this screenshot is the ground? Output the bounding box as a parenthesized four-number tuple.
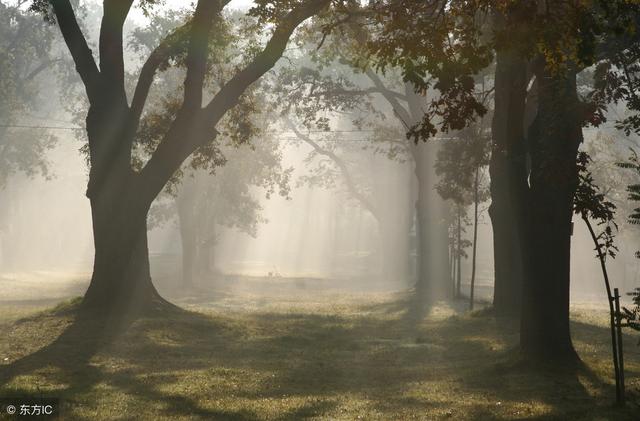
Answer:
(0, 275, 639, 420)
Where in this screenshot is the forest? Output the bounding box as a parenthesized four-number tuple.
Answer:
(1, 0, 640, 419)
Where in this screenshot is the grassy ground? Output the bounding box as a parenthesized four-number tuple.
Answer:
(0, 282, 639, 420)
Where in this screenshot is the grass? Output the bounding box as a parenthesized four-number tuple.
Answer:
(0, 288, 639, 420)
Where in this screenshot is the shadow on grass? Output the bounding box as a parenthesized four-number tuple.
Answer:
(0, 295, 638, 420)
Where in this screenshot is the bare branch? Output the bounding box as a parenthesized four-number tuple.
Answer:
(287, 118, 379, 220)
(365, 69, 412, 128)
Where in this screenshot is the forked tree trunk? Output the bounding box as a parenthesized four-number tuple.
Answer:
(520, 64, 582, 361)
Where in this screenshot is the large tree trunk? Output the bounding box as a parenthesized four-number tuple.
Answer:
(489, 47, 529, 317)
(520, 63, 582, 361)
(82, 178, 164, 313)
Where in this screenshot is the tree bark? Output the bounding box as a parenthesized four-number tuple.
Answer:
(520, 63, 582, 361)
(82, 174, 164, 312)
(489, 47, 529, 317)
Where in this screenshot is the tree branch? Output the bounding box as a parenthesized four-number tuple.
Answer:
(287, 118, 379, 221)
(308, 86, 408, 101)
(139, 0, 331, 200)
(183, 0, 223, 110)
(365, 69, 413, 128)
(50, 0, 100, 102)
(99, 0, 134, 98)
(203, 0, 331, 122)
(129, 26, 187, 128)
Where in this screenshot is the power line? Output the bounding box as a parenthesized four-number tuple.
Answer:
(0, 124, 448, 143)
(0, 124, 382, 135)
(0, 124, 83, 131)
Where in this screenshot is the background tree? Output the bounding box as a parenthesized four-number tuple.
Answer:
(152, 138, 292, 288)
(436, 123, 491, 308)
(275, 17, 462, 299)
(0, 1, 77, 269)
(286, 117, 412, 283)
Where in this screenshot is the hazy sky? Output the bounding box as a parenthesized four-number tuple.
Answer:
(124, 0, 255, 23)
(155, 0, 253, 12)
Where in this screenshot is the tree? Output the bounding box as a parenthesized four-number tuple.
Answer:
(499, 0, 640, 360)
(436, 123, 491, 308)
(286, 117, 412, 283)
(487, 4, 532, 317)
(30, 0, 333, 313)
(0, 1, 67, 186)
(275, 18, 458, 300)
(574, 150, 627, 397)
(0, 1, 78, 269)
(128, 8, 294, 289)
(361, 0, 640, 360)
(359, 1, 494, 300)
(154, 138, 291, 288)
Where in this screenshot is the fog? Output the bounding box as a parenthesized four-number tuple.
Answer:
(2, 120, 638, 305)
(1, 1, 635, 310)
(4, 1, 640, 418)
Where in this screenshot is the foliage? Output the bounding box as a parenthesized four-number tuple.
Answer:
(616, 149, 640, 235)
(150, 137, 292, 241)
(574, 151, 618, 261)
(587, 2, 640, 135)
(621, 288, 640, 338)
(446, 205, 472, 260)
(129, 10, 292, 241)
(366, 0, 493, 141)
(581, 132, 638, 235)
(0, 1, 72, 187)
(435, 126, 491, 206)
(616, 149, 640, 337)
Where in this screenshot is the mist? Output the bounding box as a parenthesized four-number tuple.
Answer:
(3, 127, 637, 303)
(2, 1, 640, 419)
